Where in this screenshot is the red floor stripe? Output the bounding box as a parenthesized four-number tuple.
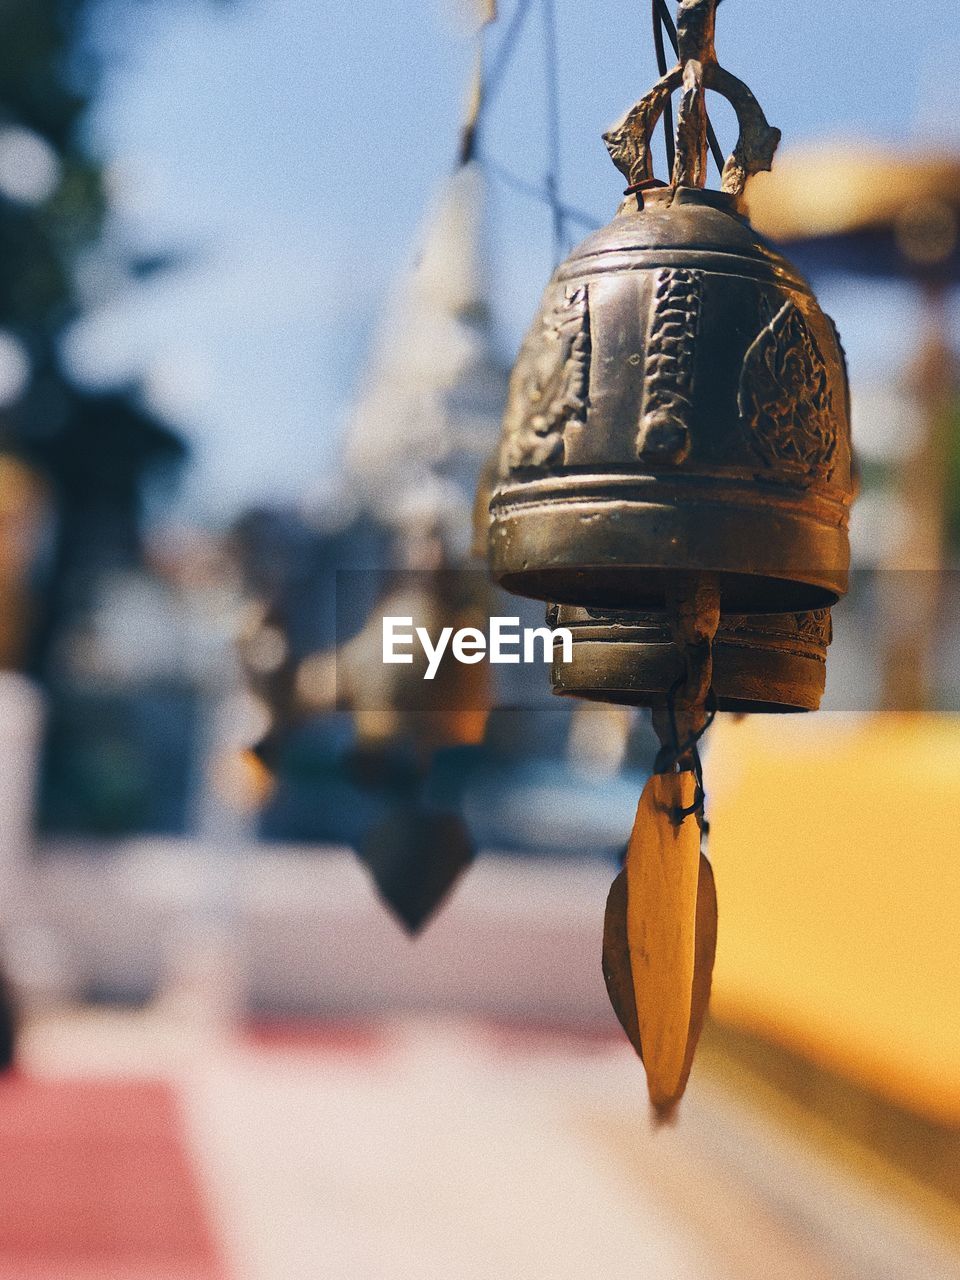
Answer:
(477, 1016, 628, 1056)
(245, 1018, 385, 1057)
(0, 1076, 227, 1280)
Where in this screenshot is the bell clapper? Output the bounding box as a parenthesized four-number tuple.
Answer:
(603, 576, 721, 1116)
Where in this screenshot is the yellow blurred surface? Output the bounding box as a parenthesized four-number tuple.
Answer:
(747, 143, 960, 243)
(709, 714, 960, 1125)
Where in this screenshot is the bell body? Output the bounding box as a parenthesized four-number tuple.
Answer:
(490, 187, 854, 613)
(551, 604, 832, 714)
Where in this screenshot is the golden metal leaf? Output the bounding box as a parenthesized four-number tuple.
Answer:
(661, 850, 718, 1120)
(604, 842, 718, 1117)
(624, 772, 702, 1111)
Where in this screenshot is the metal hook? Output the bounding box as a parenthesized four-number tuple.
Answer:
(605, 0, 781, 199)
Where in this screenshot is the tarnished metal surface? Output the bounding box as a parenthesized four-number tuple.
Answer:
(484, 2, 856, 1108)
(551, 604, 832, 713)
(490, 187, 854, 612)
(488, 0, 854, 616)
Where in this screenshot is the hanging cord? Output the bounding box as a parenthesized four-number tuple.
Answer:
(473, 0, 728, 238)
(652, 578, 720, 824)
(483, 0, 535, 115)
(652, 0, 676, 175)
(483, 156, 600, 231)
(654, 679, 717, 822)
(540, 0, 566, 264)
(464, 0, 601, 236)
(654, 0, 726, 178)
(459, 3, 499, 164)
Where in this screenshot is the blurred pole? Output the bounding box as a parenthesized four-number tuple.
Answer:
(0, 674, 44, 1065)
(0, 675, 43, 913)
(164, 582, 257, 1035)
(879, 284, 956, 710)
(0, 456, 46, 904)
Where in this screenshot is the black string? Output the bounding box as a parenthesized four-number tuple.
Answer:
(654, 678, 717, 824)
(540, 0, 566, 264)
(652, 684, 716, 777)
(481, 155, 601, 231)
(483, 0, 536, 116)
(652, 0, 675, 176)
(461, 0, 534, 168)
(654, 0, 727, 179)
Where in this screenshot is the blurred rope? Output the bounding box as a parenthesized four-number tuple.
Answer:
(467, 0, 601, 256)
(540, 0, 566, 264)
(483, 0, 536, 111)
(464, 0, 731, 256)
(481, 156, 601, 232)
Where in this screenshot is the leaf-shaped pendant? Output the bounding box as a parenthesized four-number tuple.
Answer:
(665, 849, 718, 1119)
(603, 846, 717, 1116)
(603, 772, 711, 1114)
(359, 808, 475, 935)
(627, 772, 701, 1107)
(602, 867, 642, 1059)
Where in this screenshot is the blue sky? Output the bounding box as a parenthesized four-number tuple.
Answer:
(65, 0, 960, 521)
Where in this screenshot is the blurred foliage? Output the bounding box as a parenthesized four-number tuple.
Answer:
(0, 1, 106, 341)
(39, 684, 199, 835)
(0, 1, 211, 835)
(0, 0, 192, 677)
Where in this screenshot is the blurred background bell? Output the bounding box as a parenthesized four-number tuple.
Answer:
(310, 158, 508, 932)
(748, 145, 960, 710)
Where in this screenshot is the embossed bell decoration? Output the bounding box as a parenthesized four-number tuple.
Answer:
(489, 0, 854, 615)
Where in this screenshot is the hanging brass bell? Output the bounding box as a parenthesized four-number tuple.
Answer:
(489, 0, 854, 614)
(550, 604, 833, 713)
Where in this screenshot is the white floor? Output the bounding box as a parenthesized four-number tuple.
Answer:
(20, 1007, 960, 1280)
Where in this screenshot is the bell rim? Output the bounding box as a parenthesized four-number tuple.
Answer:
(553, 607, 832, 661)
(491, 470, 853, 515)
(552, 638, 826, 714)
(490, 474, 851, 614)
